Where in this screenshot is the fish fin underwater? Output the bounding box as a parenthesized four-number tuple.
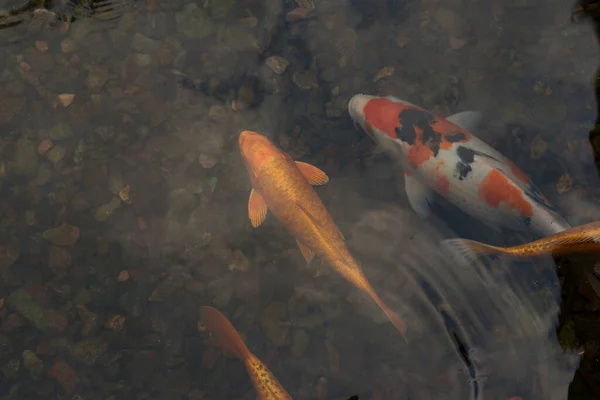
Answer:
(445, 110, 483, 132)
(294, 161, 329, 185)
(248, 188, 268, 228)
(441, 238, 507, 266)
(200, 306, 251, 361)
(404, 171, 434, 219)
(296, 238, 315, 263)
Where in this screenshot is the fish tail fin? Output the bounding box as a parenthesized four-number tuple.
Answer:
(441, 238, 506, 265)
(369, 292, 408, 343)
(200, 306, 251, 361)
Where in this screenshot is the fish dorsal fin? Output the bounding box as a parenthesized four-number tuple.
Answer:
(295, 201, 344, 243)
(446, 110, 482, 132)
(296, 239, 315, 263)
(295, 161, 329, 185)
(248, 189, 268, 227)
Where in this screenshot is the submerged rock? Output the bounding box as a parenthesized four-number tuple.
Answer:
(42, 223, 80, 246)
(7, 289, 46, 330)
(175, 4, 215, 39)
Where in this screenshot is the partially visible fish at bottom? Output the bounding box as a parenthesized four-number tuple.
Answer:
(200, 306, 293, 400)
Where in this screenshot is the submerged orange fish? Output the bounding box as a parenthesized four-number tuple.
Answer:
(442, 220, 600, 263)
(238, 130, 407, 342)
(200, 306, 293, 400)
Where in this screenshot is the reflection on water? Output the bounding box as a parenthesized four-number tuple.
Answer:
(0, 0, 598, 399)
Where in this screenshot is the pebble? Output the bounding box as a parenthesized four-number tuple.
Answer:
(57, 93, 75, 107)
(266, 56, 290, 75)
(42, 223, 80, 246)
(47, 358, 79, 394)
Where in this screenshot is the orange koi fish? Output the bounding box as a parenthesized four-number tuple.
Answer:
(200, 306, 293, 400)
(442, 220, 600, 264)
(238, 130, 407, 342)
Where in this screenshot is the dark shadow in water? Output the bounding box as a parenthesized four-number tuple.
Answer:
(573, 0, 600, 179)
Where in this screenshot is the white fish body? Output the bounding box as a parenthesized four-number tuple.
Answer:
(348, 94, 571, 236)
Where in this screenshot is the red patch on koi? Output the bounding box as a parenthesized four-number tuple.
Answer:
(363, 98, 420, 139)
(433, 161, 450, 197)
(479, 170, 533, 217)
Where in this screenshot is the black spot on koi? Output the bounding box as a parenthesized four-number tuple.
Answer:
(394, 109, 442, 155)
(455, 145, 475, 180)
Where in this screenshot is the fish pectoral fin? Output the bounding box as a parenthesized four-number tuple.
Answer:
(295, 200, 344, 242)
(296, 239, 315, 263)
(404, 172, 434, 219)
(446, 110, 482, 132)
(248, 188, 268, 227)
(295, 161, 329, 185)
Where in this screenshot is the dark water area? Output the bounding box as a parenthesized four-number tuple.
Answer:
(0, 0, 599, 399)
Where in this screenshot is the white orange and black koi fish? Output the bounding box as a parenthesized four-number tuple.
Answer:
(348, 94, 571, 236)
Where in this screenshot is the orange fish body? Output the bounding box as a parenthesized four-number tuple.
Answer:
(239, 130, 407, 341)
(442, 220, 600, 263)
(200, 306, 293, 400)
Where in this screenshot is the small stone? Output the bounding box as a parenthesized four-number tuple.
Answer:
(117, 270, 130, 281)
(293, 71, 318, 90)
(7, 289, 46, 330)
(47, 358, 79, 394)
(45, 309, 67, 332)
(315, 376, 327, 400)
(175, 3, 214, 39)
(35, 40, 48, 52)
(325, 96, 349, 118)
(37, 139, 53, 156)
(60, 38, 77, 53)
(13, 138, 39, 177)
(43, 223, 80, 246)
(104, 314, 126, 331)
(146, 135, 186, 158)
(208, 105, 228, 121)
(94, 196, 121, 222)
(0, 245, 19, 269)
(45, 145, 66, 168)
(449, 36, 467, 50)
(556, 173, 573, 194)
(133, 53, 153, 68)
(211, 0, 236, 18)
(286, 7, 312, 22)
(48, 246, 71, 276)
(198, 153, 218, 169)
(261, 302, 289, 347)
(48, 123, 73, 140)
(57, 94, 75, 107)
(228, 249, 249, 272)
(373, 66, 394, 83)
(434, 9, 461, 32)
(291, 329, 309, 356)
(22, 350, 43, 379)
(119, 185, 131, 203)
(295, 0, 315, 9)
(395, 30, 411, 48)
(87, 67, 112, 90)
(72, 337, 109, 365)
(131, 33, 160, 52)
(0, 96, 26, 124)
(265, 56, 290, 75)
(530, 135, 548, 160)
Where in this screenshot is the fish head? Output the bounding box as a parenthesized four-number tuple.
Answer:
(348, 94, 419, 156)
(239, 130, 282, 173)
